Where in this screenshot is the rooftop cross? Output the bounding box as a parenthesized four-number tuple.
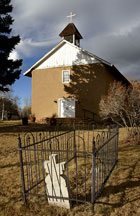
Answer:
(67, 12, 76, 23)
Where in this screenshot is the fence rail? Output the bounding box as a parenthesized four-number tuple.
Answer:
(18, 124, 119, 212)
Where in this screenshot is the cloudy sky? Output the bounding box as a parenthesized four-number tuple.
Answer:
(10, 0, 140, 107)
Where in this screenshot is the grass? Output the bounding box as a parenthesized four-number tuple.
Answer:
(0, 121, 140, 215)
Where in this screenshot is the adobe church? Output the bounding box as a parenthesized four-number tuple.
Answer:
(24, 14, 130, 122)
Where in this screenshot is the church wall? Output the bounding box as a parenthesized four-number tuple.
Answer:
(68, 63, 118, 121)
(32, 63, 121, 121)
(32, 66, 70, 120)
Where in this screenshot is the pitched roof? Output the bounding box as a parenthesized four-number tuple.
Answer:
(23, 39, 130, 85)
(59, 23, 83, 39)
(23, 39, 111, 77)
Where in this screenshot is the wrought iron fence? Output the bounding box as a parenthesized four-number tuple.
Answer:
(18, 124, 119, 212)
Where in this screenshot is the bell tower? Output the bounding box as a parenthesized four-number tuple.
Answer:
(59, 12, 83, 47)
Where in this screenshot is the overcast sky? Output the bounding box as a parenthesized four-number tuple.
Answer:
(10, 0, 140, 107)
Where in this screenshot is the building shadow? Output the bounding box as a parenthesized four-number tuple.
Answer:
(63, 50, 130, 122)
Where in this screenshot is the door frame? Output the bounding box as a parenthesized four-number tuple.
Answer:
(58, 98, 75, 118)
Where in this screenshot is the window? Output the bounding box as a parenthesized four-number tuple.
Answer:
(62, 70, 70, 83)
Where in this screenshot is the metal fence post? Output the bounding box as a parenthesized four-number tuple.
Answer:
(116, 126, 119, 162)
(73, 123, 78, 203)
(91, 137, 96, 214)
(73, 123, 76, 161)
(18, 134, 27, 204)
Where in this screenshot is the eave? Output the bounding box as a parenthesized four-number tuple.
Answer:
(23, 39, 131, 86)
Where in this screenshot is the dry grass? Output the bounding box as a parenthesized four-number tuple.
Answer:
(0, 121, 140, 215)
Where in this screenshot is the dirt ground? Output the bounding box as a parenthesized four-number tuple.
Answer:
(0, 121, 140, 216)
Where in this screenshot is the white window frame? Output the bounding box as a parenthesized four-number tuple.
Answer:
(62, 70, 70, 83)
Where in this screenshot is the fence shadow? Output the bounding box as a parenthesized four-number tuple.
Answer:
(0, 123, 54, 133)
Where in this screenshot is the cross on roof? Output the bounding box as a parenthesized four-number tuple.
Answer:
(67, 12, 76, 23)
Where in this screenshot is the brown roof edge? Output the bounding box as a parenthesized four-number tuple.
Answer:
(24, 67, 35, 77)
(108, 65, 131, 86)
(24, 71, 32, 77)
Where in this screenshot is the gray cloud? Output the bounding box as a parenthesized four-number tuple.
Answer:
(86, 25, 140, 61)
(83, 23, 140, 81)
(15, 38, 58, 58)
(11, 0, 140, 81)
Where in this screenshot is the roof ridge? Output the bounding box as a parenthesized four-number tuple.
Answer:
(23, 39, 129, 87)
(23, 39, 113, 76)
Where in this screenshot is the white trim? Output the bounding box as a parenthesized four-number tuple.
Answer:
(73, 34, 75, 44)
(23, 40, 65, 76)
(23, 39, 113, 76)
(58, 98, 61, 117)
(62, 70, 70, 83)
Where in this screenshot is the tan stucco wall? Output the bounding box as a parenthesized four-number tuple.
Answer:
(32, 66, 70, 120)
(31, 64, 120, 121)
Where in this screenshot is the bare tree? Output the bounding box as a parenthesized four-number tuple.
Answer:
(99, 80, 140, 130)
(21, 106, 31, 118)
(0, 91, 20, 120)
(20, 97, 31, 118)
